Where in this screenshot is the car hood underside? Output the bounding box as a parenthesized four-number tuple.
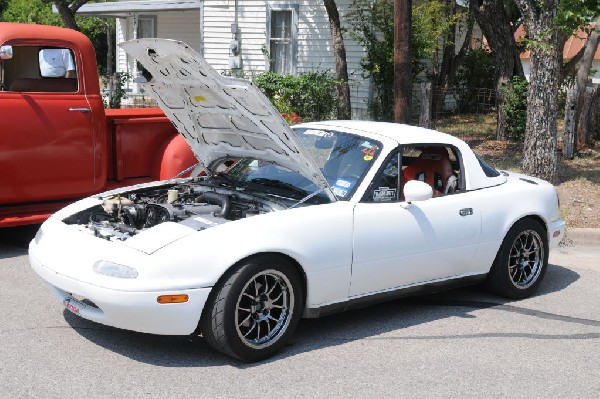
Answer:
(120, 38, 334, 201)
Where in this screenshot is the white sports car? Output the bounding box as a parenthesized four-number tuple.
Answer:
(29, 39, 565, 362)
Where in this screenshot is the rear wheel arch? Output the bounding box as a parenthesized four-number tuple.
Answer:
(486, 216, 549, 298)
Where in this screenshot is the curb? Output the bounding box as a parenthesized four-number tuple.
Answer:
(565, 228, 600, 245)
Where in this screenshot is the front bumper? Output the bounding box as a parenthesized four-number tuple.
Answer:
(548, 218, 566, 249)
(30, 251, 211, 336)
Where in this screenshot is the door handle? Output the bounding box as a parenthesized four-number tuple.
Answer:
(459, 208, 473, 216)
(69, 107, 91, 112)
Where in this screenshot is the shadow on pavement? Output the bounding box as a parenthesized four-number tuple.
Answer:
(0, 225, 40, 259)
(62, 263, 581, 368)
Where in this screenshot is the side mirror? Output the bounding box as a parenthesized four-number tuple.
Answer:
(403, 180, 433, 203)
(0, 45, 13, 60)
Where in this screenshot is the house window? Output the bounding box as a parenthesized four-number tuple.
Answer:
(267, 5, 298, 74)
(137, 15, 157, 38)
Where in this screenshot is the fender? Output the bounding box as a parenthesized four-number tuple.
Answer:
(151, 134, 198, 180)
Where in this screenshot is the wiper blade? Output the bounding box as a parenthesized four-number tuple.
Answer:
(249, 178, 308, 196)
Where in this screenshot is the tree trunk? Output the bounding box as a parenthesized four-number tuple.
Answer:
(394, 0, 412, 124)
(575, 22, 600, 147)
(43, 1, 90, 31)
(514, 0, 560, 183)
(323, 0, 351, 120)
(578, 85, 600, 147)
(562, 88, 576, 160)
(432, 2, 472, 120)
(418, 83, 432, 128)
(470, 0, 523, 141)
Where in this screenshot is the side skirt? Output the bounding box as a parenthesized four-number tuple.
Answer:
(302, 274, 488, 318)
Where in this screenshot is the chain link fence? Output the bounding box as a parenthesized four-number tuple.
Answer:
(112, 84, 500, 140)
(411, 84, 497, 138)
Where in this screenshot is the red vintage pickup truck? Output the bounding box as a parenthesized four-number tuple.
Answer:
(0, 23, 197, 228)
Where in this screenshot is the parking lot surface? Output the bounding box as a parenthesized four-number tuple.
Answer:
(1, 226, 598, 398)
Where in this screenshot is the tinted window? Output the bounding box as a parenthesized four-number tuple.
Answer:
(476, 155, 501, 177)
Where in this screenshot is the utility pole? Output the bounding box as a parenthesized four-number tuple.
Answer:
(394, 0, 412, 123)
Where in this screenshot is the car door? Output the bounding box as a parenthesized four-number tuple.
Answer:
(349, 146, 482, 297)
(0, 45, 96, 205)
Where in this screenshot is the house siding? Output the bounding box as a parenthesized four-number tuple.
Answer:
(202, 0, 369, 118)
(115, 0, 370, 118)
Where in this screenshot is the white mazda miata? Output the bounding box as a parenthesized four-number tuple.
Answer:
(29, 39, 565, 362)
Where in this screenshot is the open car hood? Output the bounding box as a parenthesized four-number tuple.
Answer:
(120, 39, 334, 201)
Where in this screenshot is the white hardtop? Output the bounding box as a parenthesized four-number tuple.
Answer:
(120, 38, 335, 201)
(296, 120, 507, 191)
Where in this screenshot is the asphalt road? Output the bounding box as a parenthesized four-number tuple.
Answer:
(1, 226, 598, 398)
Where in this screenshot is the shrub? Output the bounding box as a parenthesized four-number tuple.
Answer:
(253, 71, 339, 122)
(502, 76, 528, 142)
(453, 49, 496, 112)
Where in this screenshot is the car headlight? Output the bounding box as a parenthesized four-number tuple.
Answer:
(93, 261, 138, 278)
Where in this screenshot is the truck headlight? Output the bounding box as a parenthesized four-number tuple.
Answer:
(93, 261, 138, 278)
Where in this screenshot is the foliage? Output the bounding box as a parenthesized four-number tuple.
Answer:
(0, 0, 112, 77)
(345, 0, 393, 120)
(556, 0, 600, 37)
(253, 71, 340, 122)
(346, 0, 460, 120)
(412, 0, 463, 79)
(1, 0, 62, 25)
(103, 72, 130, 109)
(453, 48, 496, 112)
(501, 76, 528, 142)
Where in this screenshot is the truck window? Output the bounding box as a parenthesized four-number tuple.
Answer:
(1, 45, 78, 93)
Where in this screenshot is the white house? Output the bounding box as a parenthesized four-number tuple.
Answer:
(76, 0, 371, 118)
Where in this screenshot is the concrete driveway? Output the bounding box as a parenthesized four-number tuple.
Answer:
(0, 226, 598, 398)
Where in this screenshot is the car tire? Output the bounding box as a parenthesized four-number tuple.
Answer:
(200, 254, 303, 362)
(486, 218, 549, 299)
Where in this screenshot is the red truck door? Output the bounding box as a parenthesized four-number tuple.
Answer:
(0, 45, 96, 205)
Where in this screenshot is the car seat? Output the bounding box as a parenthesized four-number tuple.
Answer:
(402, 146, 457, 196)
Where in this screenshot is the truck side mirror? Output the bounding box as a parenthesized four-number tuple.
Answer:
(0, 45, 13, 60)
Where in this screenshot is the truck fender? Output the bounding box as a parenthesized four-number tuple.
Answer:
(151, 134, 198, 180)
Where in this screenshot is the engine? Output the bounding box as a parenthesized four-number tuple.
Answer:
(64, 182, 272, 241)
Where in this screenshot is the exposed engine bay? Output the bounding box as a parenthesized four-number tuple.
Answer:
(62, 180, 279, 241)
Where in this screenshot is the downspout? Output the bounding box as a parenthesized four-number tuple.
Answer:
(199, 1, 204, 56)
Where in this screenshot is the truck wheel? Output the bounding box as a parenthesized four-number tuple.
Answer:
(486, 219, 549, 299)
(201, 255, 303, 362)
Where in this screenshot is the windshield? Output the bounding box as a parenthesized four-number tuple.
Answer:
(293, 127, 382, 199)
(222, 158, 327, 204)
(216, 128, 382, 202)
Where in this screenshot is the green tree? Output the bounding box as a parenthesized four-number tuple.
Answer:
(41, 0, 89, 31)
(511, 0, 600, 181)
(470, 0, 525, 141)
(347, 0, 456, 121)
(323, 0, 351, 119)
